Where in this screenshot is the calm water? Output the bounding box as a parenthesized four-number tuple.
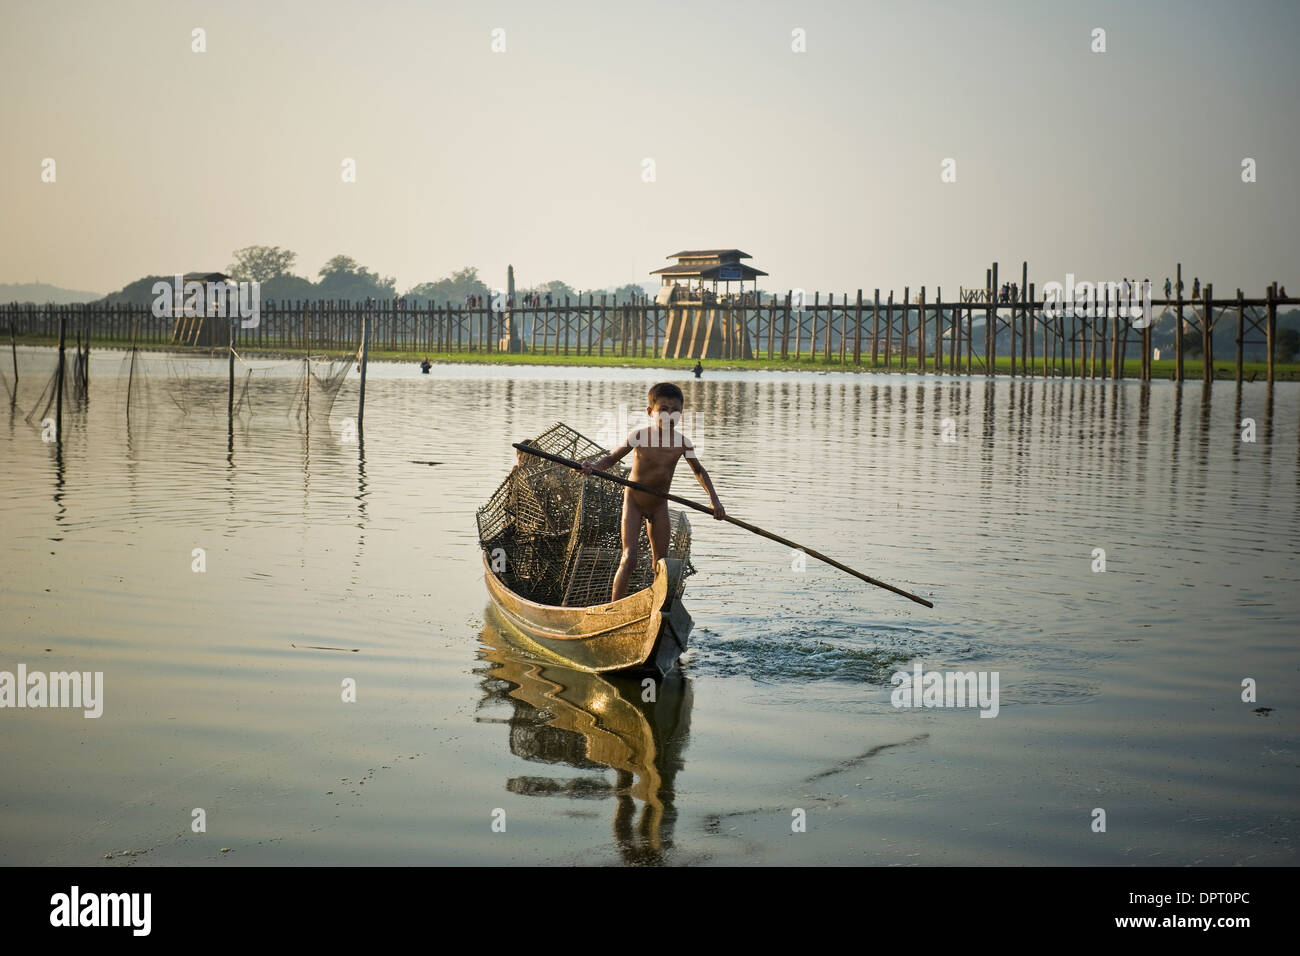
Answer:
(1, 349, 1297, 866)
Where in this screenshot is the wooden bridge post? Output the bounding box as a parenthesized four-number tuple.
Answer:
(823, 291, 833, 361)
(853, 290, 863, 365)
(1008, 283, 1017, 378)
(1040, 285, 1051, 378)
(1142, 283, 1152, 381)
(1021, 262, 1029, 374)
(935, 287, 944, 373)
(842, 290, 852, 364)
(1266, 282, 1277, 385)
(915, 286, 925, 371)
(1234, 288, 1244, 384)
(1175, 262, 1184, 382)
(1100, 287, 1109, 379)
(900, 286, 909, 370)
(987, 264, 997, 376)
(884, 292, 894, 368)
(871, 290, 880, 367)
(918, 286, 927, 371)
(782, 291, 791, 359)
(759, 291, 769, 358)
(1027, 283, 1036, 376)
(1202, 283, 1213, 383)
(961, 303, 972, 374)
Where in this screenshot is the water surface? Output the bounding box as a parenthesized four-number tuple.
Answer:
(1, 349, 1297, 865)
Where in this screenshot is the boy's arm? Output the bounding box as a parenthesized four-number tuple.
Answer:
(581, 438, 633, 475)
(684, 444, 725, 519)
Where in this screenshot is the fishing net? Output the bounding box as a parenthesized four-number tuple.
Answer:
(233, 348, 359, 424)
(70, 340, 89, 405)
(1, 344, 64, 429)
(117, 347, 154, 419)
(476, 422, 694, 607)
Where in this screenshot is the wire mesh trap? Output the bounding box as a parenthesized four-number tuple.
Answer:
(476, 422, 694, 607)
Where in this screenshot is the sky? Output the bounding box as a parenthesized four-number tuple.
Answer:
(1, 0, 1297, 298)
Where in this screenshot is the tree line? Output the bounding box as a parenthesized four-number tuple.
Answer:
(93, 246, 650, 308)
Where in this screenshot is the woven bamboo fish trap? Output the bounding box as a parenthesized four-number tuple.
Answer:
(476, 422, 694, 607)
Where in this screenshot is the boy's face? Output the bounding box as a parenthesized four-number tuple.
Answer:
(648, 396, 683, 425)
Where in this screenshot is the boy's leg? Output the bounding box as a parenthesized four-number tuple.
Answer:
(644, 501, 671, 566)
(610, 493, 643, 602)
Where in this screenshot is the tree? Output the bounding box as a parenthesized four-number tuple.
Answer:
(405, 267, 489, 305)
(228, 246, 297, 283)
(315, 255, 396, 301)
(1275, 328, 1299, 363)
(542, 280, 577, 302)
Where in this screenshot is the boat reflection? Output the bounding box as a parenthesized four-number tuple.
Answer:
(475, 603, 694, 865)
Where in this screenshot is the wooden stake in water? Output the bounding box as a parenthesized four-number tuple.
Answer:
(54, 309, 66, 440)
(81, 307, 90, 391)
(227, 312, 235, 420)
(358, 304, 370, 430)
(125, 318, 138, 419)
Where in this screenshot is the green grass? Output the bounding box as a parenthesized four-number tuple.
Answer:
(10, 335, 1299, 381)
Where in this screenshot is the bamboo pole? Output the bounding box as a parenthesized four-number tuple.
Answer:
(513, 442, 935, 608)
(358, 303, 369, 430)
(227, 307, 235, 421)
(9, 316, 17, 392)
(55, 309, 65, 439)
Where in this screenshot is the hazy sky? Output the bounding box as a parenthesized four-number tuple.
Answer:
(2, 0, 1297, 297)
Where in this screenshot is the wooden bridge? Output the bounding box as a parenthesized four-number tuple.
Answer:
(3, 262, 1293, 384)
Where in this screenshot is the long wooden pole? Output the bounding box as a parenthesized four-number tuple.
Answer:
(358, 302, 370, 430)
(55, 308, 66, 440)
(512, 442, 934, 609)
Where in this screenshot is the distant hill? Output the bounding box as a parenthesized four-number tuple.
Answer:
(0, 282, 104, 305)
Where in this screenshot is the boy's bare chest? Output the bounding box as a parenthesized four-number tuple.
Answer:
(631, 446, 685, 475)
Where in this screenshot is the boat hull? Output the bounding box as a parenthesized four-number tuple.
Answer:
(482, 552, 692, 678)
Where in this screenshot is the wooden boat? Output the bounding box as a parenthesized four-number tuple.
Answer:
(481, 551, 693, 678)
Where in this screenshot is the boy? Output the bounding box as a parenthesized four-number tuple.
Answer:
(582, 382, 724, 602)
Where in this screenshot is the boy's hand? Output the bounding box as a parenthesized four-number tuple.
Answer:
(712, 503, 725, 520)
(581, 461, 595, 476)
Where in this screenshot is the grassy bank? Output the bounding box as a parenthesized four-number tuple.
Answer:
(11, 335, 1300, 381)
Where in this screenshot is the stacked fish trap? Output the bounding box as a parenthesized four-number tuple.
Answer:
(476, 422, 693, 607)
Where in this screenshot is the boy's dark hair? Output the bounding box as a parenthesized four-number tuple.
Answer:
(648, 382, 684, 405)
